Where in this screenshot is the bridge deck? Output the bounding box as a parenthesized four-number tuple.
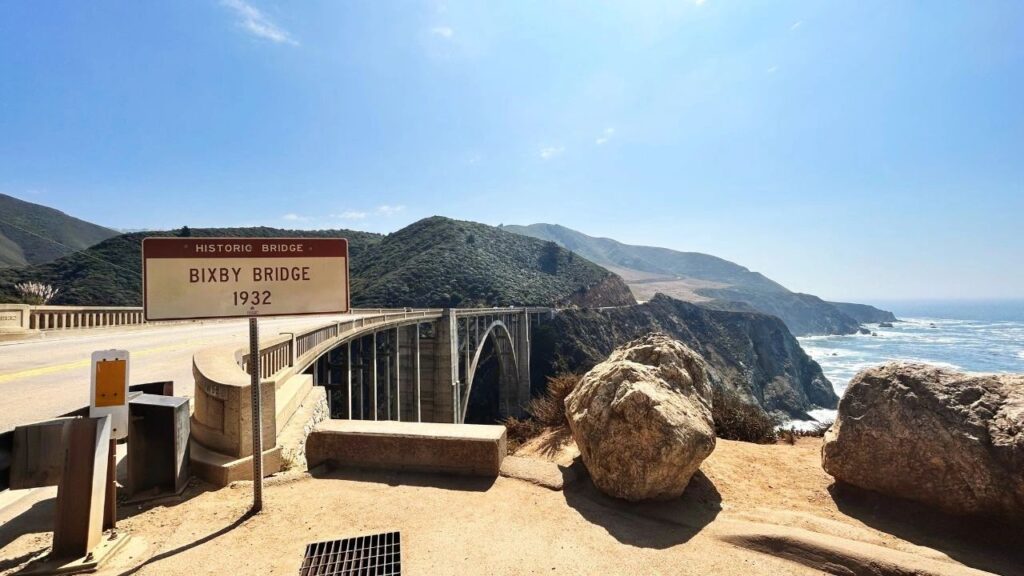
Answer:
(0, 313, 369, 432)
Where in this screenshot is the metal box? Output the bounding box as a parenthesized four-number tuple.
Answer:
(128, 394, 190, 499)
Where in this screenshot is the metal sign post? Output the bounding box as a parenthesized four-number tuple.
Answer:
(248, 313, 263, 512)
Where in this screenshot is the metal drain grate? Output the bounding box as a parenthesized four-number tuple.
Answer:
(299, 532, 401, 575)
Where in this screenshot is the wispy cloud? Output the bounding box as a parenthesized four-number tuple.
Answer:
(695, 0, 707, 6)
(332, 210, 368, 220)
(539, 146, 565, 160)
(282, 213, 310, 222)
(595, 127, 616, 145)
(790, 20, 803, 31)
(222, 0, 298, 46)
(766, 66, 778, 74)
(430, 26, 454, 39)
(377, 205, 405, 216)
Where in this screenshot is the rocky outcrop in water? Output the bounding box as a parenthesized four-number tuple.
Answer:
(565, 333, 716, 501)
(822, 362, 1024, 519)
(532, 294, 837, 420)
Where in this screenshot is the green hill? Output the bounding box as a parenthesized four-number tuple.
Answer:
(351, 217, 634, 308)
(502, 223, 893, 336)
(0, 193, 118, 268)
(0, 218, 635, 308)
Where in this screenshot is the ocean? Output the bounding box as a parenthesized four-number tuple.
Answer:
(791, 300, 1024, 429)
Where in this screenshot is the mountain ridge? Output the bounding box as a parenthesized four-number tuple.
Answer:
(502, 223, 894, 336)
(0, 217, 635, 309)
(0, 193, 119, 269)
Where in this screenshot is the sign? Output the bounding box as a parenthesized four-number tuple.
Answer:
(142, 237, 349, 321)
(90, 350, 129, 440)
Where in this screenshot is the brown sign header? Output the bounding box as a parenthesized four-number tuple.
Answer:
(142, 237, 348, 259)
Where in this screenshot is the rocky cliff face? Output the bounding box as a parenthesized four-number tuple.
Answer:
(532, 294, 837, 420)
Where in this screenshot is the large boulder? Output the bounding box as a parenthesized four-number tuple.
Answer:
(564, 333, 717, 501)
(822, 362, 1024, 518)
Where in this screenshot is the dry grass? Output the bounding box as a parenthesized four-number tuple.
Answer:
(503, 416, 545, 454)
(527, 373, 581, 427)
(712, 387, 779, 444)
(503, 372, 582, 454)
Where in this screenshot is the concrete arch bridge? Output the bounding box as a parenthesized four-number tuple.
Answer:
(190, 307, 552, 484)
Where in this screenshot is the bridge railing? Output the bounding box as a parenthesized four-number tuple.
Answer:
(192, 308, 446, 468)
(22, 305, 446, 333)
(28, 305, 145, 330)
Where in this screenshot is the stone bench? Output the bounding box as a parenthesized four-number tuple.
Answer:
(306, 420, 507, 477)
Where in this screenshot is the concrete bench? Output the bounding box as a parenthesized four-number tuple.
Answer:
(306, 420, 507, 477)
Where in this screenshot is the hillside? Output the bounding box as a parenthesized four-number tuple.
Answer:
(0, 218, 634, 309)
(503, 223, 893, 336)
(351, 217, 634, 307)
(532, 294, 838, 420)
(0, 193, 118, 268)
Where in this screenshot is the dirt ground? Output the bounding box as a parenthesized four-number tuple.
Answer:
(1, 436, 1021, 575)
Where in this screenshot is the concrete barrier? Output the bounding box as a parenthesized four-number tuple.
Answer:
(305, 420, 507, 477)
(0, 304, 34, 341)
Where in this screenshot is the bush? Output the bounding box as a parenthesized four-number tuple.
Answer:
(712, 387, 779, 444)
(501, 372, 581, 454)
(779, 420, 833, 445)
(526, 373, 581, 427)
(15, 281, 59, 305)
(502, 416, 544, 454)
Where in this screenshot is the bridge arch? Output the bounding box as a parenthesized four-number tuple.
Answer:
(460, 320, 520, 422)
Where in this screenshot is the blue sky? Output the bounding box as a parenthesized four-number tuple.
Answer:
(1, 1, 1022, 301)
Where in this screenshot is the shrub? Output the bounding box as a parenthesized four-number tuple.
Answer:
(501, 372, 581, 454)
(15, 281, 59, 305)
(526, 373, 581, 427)
(502, 416, 544, 454)
(712, 387, 779, 444)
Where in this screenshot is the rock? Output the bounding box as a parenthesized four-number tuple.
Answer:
(536, 294, 838, 420)
(857, 327, 871, 335)
(564, 333, 716, 501)
(878, 321, 894, 328)
(822, 362, 1024, 518)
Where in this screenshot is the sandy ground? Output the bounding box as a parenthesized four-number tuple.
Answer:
(1, 436, 1021, 575)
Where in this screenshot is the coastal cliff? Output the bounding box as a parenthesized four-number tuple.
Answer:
(532, 294, 837, 420)
(827, 301, 898, 324)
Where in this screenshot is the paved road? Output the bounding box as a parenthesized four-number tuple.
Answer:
(0, 314, 366, 432)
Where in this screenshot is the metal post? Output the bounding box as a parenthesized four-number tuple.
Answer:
(357, 339, 365, 419)
(248, 316, 263, 513)
(395, 326, 401, 422)
(347, 341, 353, 419)
(103, 438, 116, 531)
(372, 331, 378, 420)
(415, 323, 421, 422)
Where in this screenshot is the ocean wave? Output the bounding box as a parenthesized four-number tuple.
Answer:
(782, 408, 838, 431)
